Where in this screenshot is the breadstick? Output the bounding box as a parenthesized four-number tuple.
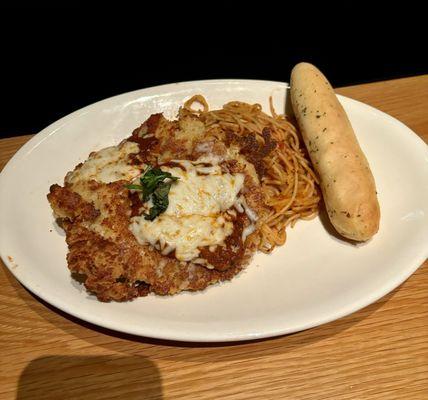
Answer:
(290, 62, 380, 241)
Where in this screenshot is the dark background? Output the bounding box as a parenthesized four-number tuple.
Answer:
(0, 6, 426, 138)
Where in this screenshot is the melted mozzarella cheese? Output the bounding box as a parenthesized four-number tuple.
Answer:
(164, 162, 244, 217)
(233, 195, 258, 241)
(129, 160, 245, 262)
(66, 141, 141, 184)
(130, 215, 234, 261)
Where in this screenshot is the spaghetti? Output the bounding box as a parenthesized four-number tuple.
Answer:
(182, 95, 320, 253)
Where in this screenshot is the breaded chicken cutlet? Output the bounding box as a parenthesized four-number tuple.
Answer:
(48, 102, 276, 301)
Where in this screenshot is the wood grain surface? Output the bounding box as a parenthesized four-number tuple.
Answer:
(1, 76, 427, 400)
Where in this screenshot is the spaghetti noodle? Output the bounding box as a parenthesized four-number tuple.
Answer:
(182, 95, 320, 253)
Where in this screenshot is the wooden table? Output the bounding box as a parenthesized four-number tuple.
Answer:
(1, 76, 427, 400)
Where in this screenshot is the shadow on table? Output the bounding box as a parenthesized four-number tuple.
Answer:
(16, 355, 162, 400)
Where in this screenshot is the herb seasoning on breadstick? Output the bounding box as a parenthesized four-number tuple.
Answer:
(290, 62, 380, 241)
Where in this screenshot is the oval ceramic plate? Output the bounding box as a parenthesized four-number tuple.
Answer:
(1, 80, 427, 342)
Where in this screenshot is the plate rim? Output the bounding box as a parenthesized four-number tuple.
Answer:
(1, 79, 427, 342)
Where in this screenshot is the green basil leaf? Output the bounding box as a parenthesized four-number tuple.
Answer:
(139, 165, 178, 202)
(131, 164, 178, 221)
(144, 182, 172, 221)
(144, 207, 161, 221)
(153, 182, 171, 210)
(125, 184, 144, 191)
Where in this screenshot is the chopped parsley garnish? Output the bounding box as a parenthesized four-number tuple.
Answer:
(126, 165, 179, 220)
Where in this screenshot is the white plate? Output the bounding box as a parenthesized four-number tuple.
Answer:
(1, 80, 427, 342)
